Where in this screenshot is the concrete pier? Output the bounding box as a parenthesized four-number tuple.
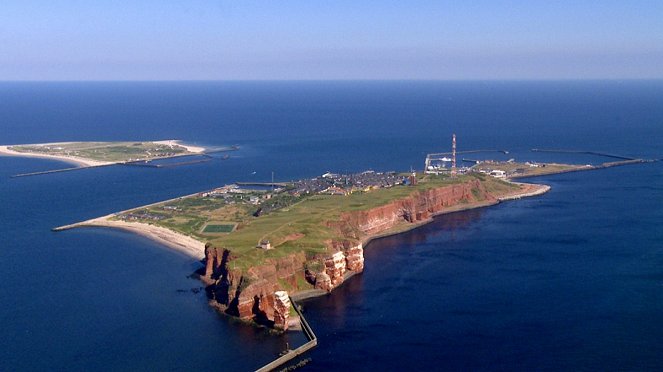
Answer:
(255, 297, 318, 372)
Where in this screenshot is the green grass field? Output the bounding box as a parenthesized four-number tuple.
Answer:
(116, 173, 520, 271)
(202, 224, 236, 233)
(10, 141, 191, 162)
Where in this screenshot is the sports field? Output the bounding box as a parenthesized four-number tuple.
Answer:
(202, 223, 236, 233)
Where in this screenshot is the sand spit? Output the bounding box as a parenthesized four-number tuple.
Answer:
(0, 140, 206, 168)
(56, 216, 206, 260)
(0, 144, 113, 167)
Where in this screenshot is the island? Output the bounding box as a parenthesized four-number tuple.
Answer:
(51, 148, 651, 331)
(51, 153, 653, 370)
(55, 163, 566, 327)
(0, 140, 205, 167)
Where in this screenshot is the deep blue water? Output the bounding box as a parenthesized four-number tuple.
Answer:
(0, 81, 662, 371)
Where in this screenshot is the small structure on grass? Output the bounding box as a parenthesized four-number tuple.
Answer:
(259, 240, 272, 250)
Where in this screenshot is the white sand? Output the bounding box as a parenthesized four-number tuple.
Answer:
(153, 140, 205, 153)
(0, 140, 206, 167)
(0, 144, 112, 167)
(76, 216, 206, 259)
(50, 177, 546, 263)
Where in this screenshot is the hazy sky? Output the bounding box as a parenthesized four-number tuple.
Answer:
(1, 1, 662, 80)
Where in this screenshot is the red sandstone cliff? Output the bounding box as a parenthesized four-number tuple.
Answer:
(333, 179, 490, 238)
(201, 179, 493, 327)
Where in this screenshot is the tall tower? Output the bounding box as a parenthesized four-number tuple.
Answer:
(451, 133, 457, 178)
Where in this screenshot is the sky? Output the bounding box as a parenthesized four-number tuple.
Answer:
(1, 1, 662, 80)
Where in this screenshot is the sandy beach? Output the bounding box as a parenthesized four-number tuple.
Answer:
(0, 144, 113, 167)
(59, 215, 206, 260)
(0, 140, 206, 168)
(153, 140, 206, 153)
(53, 180, 550, 264)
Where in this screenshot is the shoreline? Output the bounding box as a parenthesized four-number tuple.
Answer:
(507, 159, 647, 180)
(0, 144, 112, 167)
(0, 139, 206, 168)
(357, 182, 550, 260)
(55, 215, 206, 260)
(54, 181, 550, 298)
(152, 139, 206, 154)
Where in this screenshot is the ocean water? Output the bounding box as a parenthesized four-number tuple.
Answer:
(0, 81, 661, 371)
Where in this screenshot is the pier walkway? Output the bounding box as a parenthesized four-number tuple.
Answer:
(255, 297, 318, 372)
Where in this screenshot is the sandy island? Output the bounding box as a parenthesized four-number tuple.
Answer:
(0, 143, 112, 167)
(0, 140, 206, 168)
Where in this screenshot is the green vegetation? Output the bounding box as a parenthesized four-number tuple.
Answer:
(10, 141, 192, 162)
(114, 172, 522, 271)
(203, 224, 236, 233)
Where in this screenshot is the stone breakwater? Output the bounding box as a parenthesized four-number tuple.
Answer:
(199, 179, 540, 329)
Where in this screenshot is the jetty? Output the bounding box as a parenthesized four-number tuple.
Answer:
(10, 164, 113, 178)
(531, 148, 637, 160)
(121, 154, 214, 168)
(255, 297, 318, 372)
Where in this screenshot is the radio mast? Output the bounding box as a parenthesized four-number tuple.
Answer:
(451, 134, 457, 178)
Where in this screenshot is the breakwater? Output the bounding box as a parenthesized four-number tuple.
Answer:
(508, 158, 647, 180)
(121, 154, 213, 168)
(10, 164, 113, 178)
(530, 148, 636, 160)
(255, 298, 318, 372)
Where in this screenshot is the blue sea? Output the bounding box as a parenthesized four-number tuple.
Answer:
(0, 81, 661, 371)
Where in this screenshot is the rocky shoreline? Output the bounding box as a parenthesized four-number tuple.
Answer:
(54, 178, 550, 332)
(199, 179, 550, 331)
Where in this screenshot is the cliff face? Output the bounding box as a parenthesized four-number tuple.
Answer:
(273, 291, 291, 330)
(202, 179, 491, 326)
(202, 246, 307, 322)
(337, 179, 489, 237)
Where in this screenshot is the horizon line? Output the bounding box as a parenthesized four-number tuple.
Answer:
(1, 78, 662, 83)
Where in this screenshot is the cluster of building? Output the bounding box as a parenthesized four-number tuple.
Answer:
(289, 170, 407, 196)
(201, 184, 272, 205)
(142, 146, 186, 158)
(119, 171, 417, 224)
(118, 211, 166, 221)
(473, 160, 543, 179)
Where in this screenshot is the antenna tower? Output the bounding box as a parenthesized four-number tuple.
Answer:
(451, 134, 457, 178)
